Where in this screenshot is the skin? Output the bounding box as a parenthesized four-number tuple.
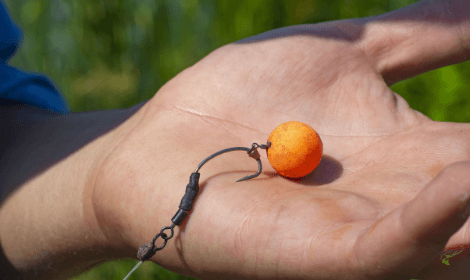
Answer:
(1, 0, 470, 279)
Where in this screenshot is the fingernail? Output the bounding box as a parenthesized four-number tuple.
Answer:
(459, 193, 470, 220)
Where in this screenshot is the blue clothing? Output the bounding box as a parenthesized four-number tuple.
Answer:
(0, 1, 69, 113)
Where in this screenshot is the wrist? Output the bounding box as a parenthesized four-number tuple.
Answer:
(89, 94, 200, 271)
(83, 102, 150, 254)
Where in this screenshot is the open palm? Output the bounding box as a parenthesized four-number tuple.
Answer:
(94, 1, 470, 279)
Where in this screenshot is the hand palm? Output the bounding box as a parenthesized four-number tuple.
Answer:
(96, 21, 470, 280)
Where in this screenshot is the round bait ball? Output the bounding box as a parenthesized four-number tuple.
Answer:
(266, 121, 323, 178)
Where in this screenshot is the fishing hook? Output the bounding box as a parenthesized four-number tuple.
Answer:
(195, 142, 271, 182)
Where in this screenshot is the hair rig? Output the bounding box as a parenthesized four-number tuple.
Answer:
(123, 121, 323, 280)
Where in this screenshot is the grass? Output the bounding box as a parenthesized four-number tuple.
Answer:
(70, 259, 197, 280)
(3, 0, 470, 279)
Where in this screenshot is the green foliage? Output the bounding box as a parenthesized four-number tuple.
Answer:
(69, 259, 197, 280)
(392, 61, 470, 122)
(3, 0, 470, 279)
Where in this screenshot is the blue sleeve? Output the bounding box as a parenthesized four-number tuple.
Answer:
(0, 1, 69, 113)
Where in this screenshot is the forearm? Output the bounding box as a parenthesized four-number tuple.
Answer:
(0, 101, 148, 279)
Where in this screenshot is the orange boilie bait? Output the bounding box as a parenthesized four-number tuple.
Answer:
(267, 121, 323, 178)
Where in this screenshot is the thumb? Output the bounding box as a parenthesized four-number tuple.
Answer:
(354, 161, 470, 279)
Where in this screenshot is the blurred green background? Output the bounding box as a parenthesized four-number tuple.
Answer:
(3, 0, 469, 279)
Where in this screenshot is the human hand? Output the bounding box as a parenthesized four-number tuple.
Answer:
(92, 0, 470, 279)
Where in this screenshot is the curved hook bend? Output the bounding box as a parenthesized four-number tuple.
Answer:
(194, 142, 270, 182)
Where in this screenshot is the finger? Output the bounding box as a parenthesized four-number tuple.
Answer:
(359, 0, 470, 85)
(354, 161, 470, 279)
